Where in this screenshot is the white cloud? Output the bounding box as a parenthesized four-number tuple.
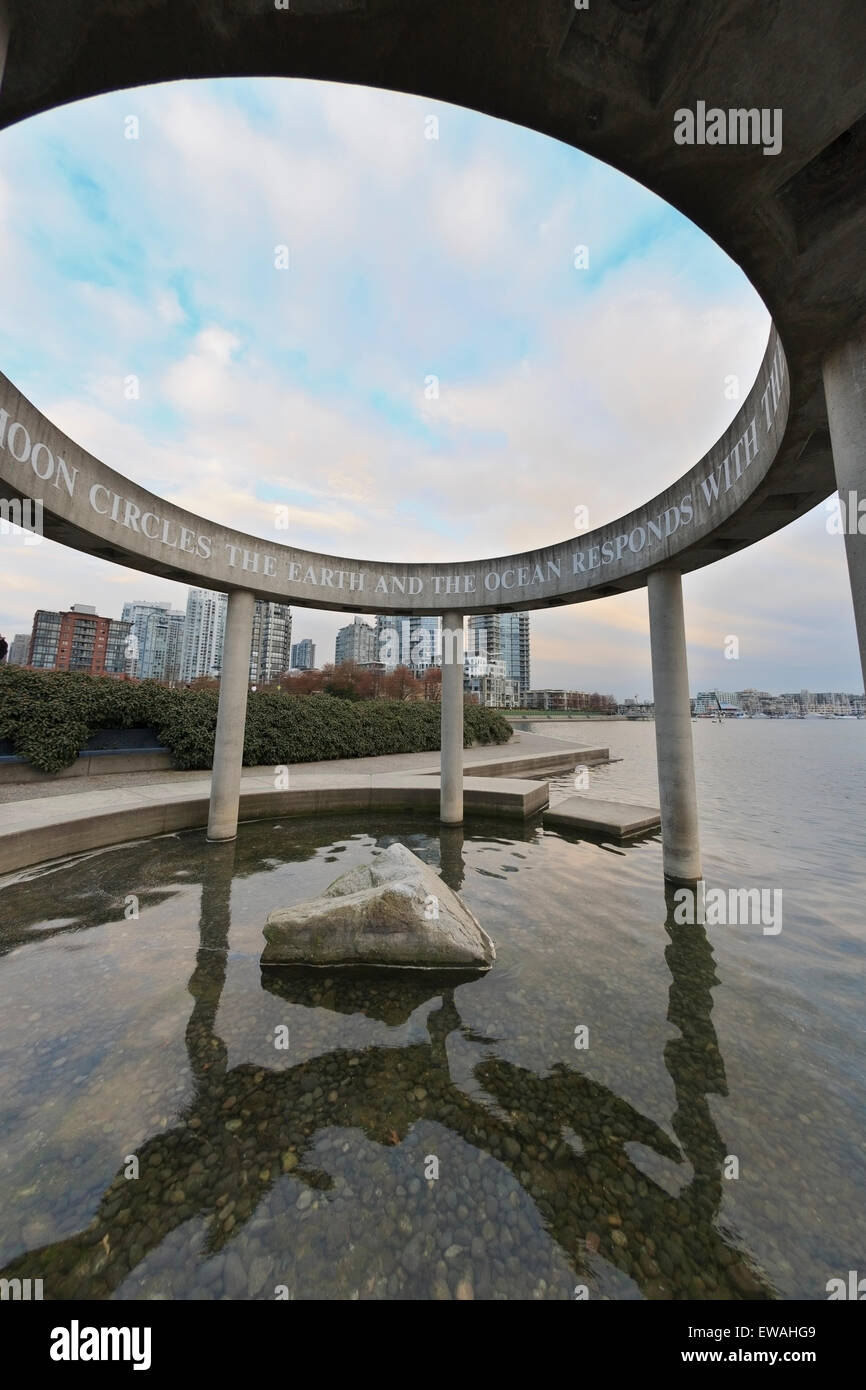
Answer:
(162, 326, 242, 415)
(156, 288, 186, 326)
(433, 157, 524, 265)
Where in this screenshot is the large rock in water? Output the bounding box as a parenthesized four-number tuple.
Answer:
(262, 842, 495, 971)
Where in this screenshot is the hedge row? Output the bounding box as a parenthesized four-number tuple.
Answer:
(0, 668, 513, 773)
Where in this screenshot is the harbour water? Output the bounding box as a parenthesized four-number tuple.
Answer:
(0, 720, 863, 1299)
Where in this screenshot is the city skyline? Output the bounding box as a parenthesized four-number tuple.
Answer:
(6, 590, 862, 705)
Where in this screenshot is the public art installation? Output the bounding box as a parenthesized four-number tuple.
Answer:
(0, 1, 863, 885)
(0, 0, 864, 1330)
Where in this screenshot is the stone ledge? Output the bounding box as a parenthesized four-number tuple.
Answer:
(0, 774, 549, 874)
(0, 749, 175, 783)
(416, 747, 609, 779)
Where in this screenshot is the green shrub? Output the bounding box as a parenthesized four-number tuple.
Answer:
(0, 668, 512, 773)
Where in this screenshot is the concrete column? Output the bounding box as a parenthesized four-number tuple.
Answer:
(207, 588, 255, 842)
(823, 327, 866, 686)
(647, 569, 701, 884)
(440, 610, 464, 825)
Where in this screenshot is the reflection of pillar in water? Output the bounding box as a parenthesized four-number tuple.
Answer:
(662, 882, 727, 1222)
(186, 838, 236, 1088)
(426, 987, 462, 1068)
(438, 823, 466, 893)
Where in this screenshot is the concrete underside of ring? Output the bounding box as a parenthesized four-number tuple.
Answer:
(0, 0, 864, 615)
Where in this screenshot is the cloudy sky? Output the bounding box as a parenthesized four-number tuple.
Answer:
(0, 78, 859, 696)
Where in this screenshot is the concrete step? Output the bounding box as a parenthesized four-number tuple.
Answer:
(543, 795, 661, 841)
(417, 746, 609, 779)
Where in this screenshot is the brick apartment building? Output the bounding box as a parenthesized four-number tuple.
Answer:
(27, 604, 131, 676)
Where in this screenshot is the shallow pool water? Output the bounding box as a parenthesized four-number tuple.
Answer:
(0, 721, 863, 1300)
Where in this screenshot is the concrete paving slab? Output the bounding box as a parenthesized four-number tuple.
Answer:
(543, 796, 661, 841)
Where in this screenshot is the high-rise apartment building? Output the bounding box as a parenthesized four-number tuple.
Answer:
(498, 611, 531, 703)
(174, 591, 294, 685)
(165, 611, 186, 684)
(180, 590, 227, 683)
(465, 612, 529, 707)
(335, 617, 376, 666)
(249, 602, 292, 685)
(121, 600, 169, 675)
(467, 614, 502, 666)
(375, 615, 442, 673)
(291, 638, 316, 671)
(468, 612, 530, 704)
(7, 633, 29, 666)
(121, 600, 186, 681)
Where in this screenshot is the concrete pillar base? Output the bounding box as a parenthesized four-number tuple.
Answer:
(663, 872, 704, 889)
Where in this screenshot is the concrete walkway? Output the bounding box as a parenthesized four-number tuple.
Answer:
(0, 730, 607, 803)
(0, 733, 609, 875)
